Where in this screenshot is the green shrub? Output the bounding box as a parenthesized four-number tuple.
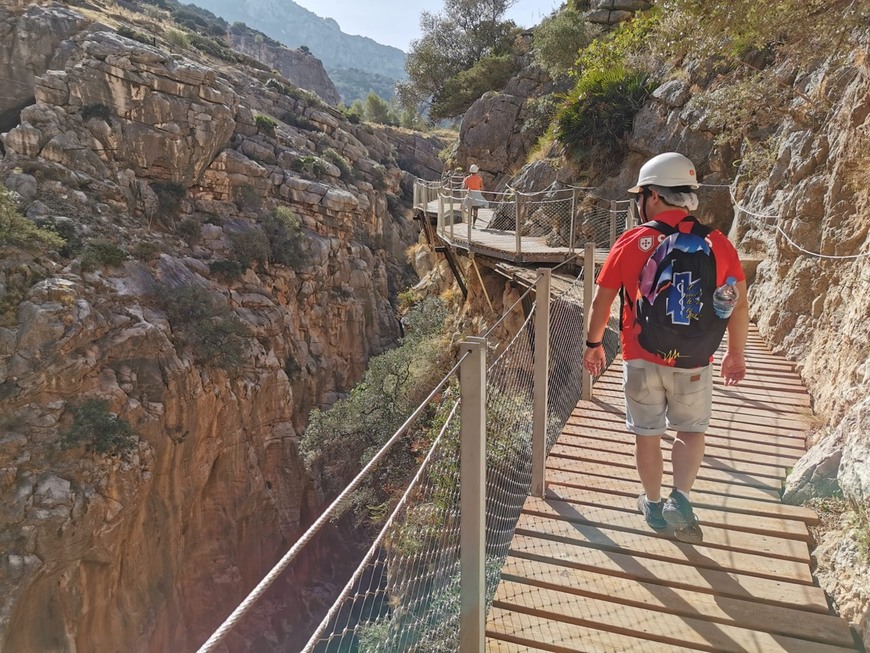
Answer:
(533, 7, 591, 75)
(132, 241, 161, 261)
(281, 110, 317, 131)
(80, 103, 111, 122)
(302, 297, 451, 512)
(209, 259, 243, 280)
(430, 54, 520, 120)
(0, 186, 65, 252)
(322, 147, 353, 180)
(254, 114, 278, 135)
(82, 240, 128, 270)
(156, 283, 250, 371)
(176, 217, 202, 245)
(117, 25, 154, 45)
(292, 155, 329, 179)
(61, 399, 136, 456)
(233, 185, 263, 211)
(260, 206, 307, 268)
(230, 227, 270, 269)
(164, 28, 190, 49)
(150, 181, 186, 216)
(555, 67, 651, 170)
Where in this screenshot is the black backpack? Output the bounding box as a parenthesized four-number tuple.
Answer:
(632, 217, 728, 368)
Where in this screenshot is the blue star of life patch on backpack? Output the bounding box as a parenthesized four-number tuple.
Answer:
(634, 217, 729, 368)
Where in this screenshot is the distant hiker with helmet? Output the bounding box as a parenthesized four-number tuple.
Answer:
(582, 152, 749, 543)
(462, 163, 488, 221)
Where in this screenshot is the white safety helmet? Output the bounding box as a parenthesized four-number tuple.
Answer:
(628, 152, 698, 193)
(469, 164, 479, 173)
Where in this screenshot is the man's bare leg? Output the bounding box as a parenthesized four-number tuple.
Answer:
(636, 435, 663, 502)
(671, 431, 705, 493)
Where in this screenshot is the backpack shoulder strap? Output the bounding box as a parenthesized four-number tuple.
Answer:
(640, 219, 677, 236)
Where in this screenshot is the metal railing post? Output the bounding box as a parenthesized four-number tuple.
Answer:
(627, 198, 637, 230)
(459, 336, 486, 653)
(531, 268, 551, 498)
(609, 200, 617, 248)
(568, 188, 577, 255)
(449, 192, 455, 241)
(515, 193, 522, 256)
(438, 193, 444, 237)
(582, 241, 596, 401)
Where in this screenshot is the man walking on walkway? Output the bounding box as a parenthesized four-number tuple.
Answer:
(582, 152, 749, 543)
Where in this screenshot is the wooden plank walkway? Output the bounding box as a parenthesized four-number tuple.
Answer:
(422, 201, 609, 265)
(485, 328, 857, 652)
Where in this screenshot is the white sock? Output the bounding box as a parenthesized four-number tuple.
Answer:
(674, 489, 691, 501)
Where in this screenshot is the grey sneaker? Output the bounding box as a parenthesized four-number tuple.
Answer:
(637, 494, 667, 531)
(663, 490, 703, 543)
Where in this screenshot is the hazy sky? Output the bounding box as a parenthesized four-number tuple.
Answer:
(291, 0, 562, 52)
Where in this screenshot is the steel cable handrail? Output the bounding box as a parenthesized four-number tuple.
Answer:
(195, 350, 471, 653)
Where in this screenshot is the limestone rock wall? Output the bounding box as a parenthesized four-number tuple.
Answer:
(228, 33, 341, 105)
(0, 12, 443, 652)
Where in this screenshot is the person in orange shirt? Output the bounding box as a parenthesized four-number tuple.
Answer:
(462, 163, 487, 221)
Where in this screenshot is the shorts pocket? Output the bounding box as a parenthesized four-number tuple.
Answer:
(674, 368, 708, 396)
(625, 367, 653, 404)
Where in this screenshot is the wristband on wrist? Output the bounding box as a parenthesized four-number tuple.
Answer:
(585, 340, 603, 349)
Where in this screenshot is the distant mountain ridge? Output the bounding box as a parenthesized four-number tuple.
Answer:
(192, 0, 407, 102)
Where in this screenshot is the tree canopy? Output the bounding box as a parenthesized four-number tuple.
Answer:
(400, 0, 521, 120)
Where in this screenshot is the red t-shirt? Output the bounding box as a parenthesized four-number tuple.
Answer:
(597, 209, 745, 364)
(463, 174, 483, 191)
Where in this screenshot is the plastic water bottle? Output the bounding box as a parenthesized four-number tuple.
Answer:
(712, 276, 739, 318)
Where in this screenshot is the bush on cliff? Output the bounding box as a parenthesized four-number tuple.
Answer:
(301, 297, 452, 519)
(61, 399, 136, 456)
(0, 185, 65, 252)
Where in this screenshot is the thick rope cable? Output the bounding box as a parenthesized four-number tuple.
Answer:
(300, 400, 461, 653)
(195, 351, 470, 653)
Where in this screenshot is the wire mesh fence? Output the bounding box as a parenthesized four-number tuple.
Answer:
(423, 180, 632, 260)
(198, 218, 628, 652)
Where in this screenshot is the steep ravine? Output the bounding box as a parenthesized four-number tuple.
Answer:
(0, 4, 443, 651)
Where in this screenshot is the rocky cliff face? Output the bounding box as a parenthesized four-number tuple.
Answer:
(228, 33, 341, 105)
(0, 5, 443, 651)
(457, 12, 870, 646)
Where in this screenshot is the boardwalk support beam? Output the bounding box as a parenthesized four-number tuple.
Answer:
(532, 268, 551, 498)
(460, 336, 487, 653)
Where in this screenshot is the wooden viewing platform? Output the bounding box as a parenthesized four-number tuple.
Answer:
(418, 199, 613, 266)
(485, 327, 858, 652)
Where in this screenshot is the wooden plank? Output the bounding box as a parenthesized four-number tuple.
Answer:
(485, 637, 554, 653)
(559, 425, 805, 466)
(561, 420, 806, 463)
(508, 534, 831, 612)
(497, 558, 855, 649)
(548, 446, 787, 489)
(493, 581, 853, 653)
(557, 429, 801, 471)
(487, 606, 703, 653)
(515, 513, 814, 583)
(565, 411, 809, 447)
(544, 462, 785, 503)
(528, 491, 814, 551)
(544, 469, 818, 529)
(522, 499, 811, 562)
